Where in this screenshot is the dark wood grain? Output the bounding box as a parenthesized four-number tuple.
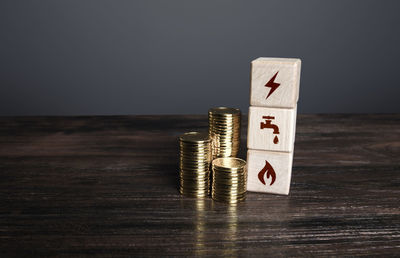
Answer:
(0, 114, 399, 257)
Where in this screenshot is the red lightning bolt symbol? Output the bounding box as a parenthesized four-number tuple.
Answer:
(265, 71, 280, 100)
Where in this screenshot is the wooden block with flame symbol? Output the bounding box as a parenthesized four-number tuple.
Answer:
(247, 149, 293, 195)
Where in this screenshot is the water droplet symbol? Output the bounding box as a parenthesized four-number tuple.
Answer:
(273, 135, 279, 144)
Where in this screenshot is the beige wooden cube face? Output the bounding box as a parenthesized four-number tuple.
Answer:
(247, 106, 297, 152)
(250, 57, 301, 109)
(247, 149, 293, 195)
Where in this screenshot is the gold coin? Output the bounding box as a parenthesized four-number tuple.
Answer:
(208, 107, 241, 158)
(179, 132, 211, 143)
(178, 131, 212, 198)
(211, 157, 247, 203)
(213, 157, 246, 169)
(208, 107, 241, 115)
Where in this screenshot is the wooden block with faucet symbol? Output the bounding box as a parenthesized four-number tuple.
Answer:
(247, 149, 293, 195)
(247, 106, 297, 153)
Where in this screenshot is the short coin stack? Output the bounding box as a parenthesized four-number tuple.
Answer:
(179, 132, 212, 198)
(211, 157, 247, 204)
(208, 107, 241, 158)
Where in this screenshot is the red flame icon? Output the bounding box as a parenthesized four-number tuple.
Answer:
(258, 160, 276, 186)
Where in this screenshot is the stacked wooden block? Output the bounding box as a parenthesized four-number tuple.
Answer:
(247, 57, 301, 195)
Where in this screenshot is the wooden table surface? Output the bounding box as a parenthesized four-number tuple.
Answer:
(0, 114, 399, 256)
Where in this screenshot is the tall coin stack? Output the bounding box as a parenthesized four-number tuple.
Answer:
(179, 132, 212, 198)
(211, 157, 247, 204)
(208, 107, 241, 158)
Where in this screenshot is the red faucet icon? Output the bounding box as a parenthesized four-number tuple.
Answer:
(258, 160, 276, 186)
(260, 116, 280, 144)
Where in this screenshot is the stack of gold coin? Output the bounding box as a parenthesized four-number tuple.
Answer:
(211, 157, 247, 203)
(179, 132, 212, 198)
(208, 107, 241, 158)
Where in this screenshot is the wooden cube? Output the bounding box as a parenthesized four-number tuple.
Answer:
(247, 149, 293, 195)
(250, 57, 301, 109)
(247, 106, 297, 152)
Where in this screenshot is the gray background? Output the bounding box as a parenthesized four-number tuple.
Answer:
(1, 0, 399, 115)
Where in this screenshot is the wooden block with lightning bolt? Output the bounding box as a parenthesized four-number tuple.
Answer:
(250, 57, 301, 109)
(247, 149, 293, 195)
(247, 106, 297, 152)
